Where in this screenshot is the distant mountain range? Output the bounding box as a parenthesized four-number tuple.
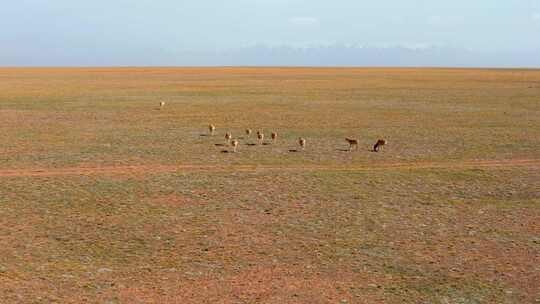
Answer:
(2, 44, 539, 68)
(180, 45, 540, 68)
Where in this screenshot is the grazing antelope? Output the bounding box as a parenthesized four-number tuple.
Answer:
(231, 139, 239, 152)
(257, 131, 264, 145)
(373, 139, 386, 152)
(225, 132, 232, 143)
(245, 129, 252, 137)
(271, 132, 278, 143)
(159, 101, 166, 109)
(298, 137, 306, 150)
(345, 138, 359, 151)
(209, 124, 216, 136)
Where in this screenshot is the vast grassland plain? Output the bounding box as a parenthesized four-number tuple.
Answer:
(0, 68, 539, 303)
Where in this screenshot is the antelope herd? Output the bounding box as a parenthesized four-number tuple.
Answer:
(206, 124, 386, 153)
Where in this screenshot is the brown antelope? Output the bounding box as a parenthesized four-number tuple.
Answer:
(298, 137, 306, 150)
(373, 139, 386, 152)
(159, 101, 165, 109)
(245, 129, 252, 137)
(345, 138, 359, 151)
(271, 132, 278, 143)
(225, 132, 232, 143)
(209, 124, 216, 135)
(231, 139, 239, 152)
(257, 131, 264, 145)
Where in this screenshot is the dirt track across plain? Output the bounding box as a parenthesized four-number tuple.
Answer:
(0, 158, 538, 178)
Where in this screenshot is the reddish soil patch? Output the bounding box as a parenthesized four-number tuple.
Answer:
(147, 194, 207, 208)
(112, 265, 386, 304)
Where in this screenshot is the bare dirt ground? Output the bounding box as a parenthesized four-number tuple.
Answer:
(0, 67, 538, 303)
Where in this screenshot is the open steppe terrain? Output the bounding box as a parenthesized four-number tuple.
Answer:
(0, 67, 539, 303)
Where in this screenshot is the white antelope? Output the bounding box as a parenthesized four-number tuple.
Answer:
(298, 137, 306, 150)
(159, 101, 166, 109)
(257, 131, 264, 145)
(209, 124, 216, 136)
(231, 139, 239, 152)
(225, 132, 232, 143)
(245, 129, 252, 137)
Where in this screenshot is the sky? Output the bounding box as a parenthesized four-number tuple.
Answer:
(1, 0, 539, 67)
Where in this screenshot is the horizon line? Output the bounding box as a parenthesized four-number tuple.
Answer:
(1, 65, 540, 70)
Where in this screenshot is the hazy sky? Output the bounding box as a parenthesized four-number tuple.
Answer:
(1, 0, 539, 66)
